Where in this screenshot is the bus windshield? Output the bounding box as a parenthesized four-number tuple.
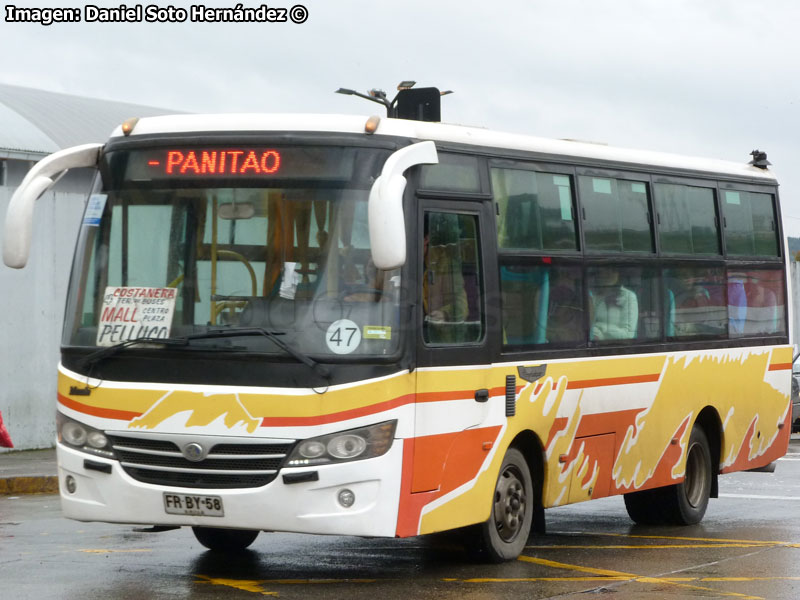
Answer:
(63, 144, 401, 358)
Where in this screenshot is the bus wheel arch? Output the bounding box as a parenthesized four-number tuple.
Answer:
(508, 430, 546, 535)
(694, 407, 722, 499)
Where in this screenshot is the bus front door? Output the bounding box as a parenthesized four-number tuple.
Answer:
(411, 202, 499, 495)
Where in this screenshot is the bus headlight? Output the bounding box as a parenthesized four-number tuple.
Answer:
(287, 420, 397, 466)
(61, 420, 88, 446)
(57, 412, 114, 458)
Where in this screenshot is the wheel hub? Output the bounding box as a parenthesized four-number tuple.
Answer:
(494, 466, 527, 542)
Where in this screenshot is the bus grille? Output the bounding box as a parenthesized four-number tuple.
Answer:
(105, 433, 296, 489)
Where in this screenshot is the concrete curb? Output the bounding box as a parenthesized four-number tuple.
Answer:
(0, 475, 59, 495)
(0, 448, 59, 495)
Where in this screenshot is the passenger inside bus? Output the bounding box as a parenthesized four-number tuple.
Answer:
(589, 268, 638, 341)
(665, 268, 727, 337)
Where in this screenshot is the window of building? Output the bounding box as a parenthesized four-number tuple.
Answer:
(655, 183, 720, 255)
(491, 167, 578, 251)
(578, 176, 654, 253)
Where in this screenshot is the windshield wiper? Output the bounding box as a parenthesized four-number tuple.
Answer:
(184, 328, 331, 379)
(79, 335, 240, 369)
(81, 336, 190, 368)
(79, 329, 331, 380)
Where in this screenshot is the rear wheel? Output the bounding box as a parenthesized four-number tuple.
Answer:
(477, 448, 533, 562)
(671, 426, 712, 524)
(623, 425, 712, 526)
(192, 527, 259, 553)
(623, 487, 662, 525)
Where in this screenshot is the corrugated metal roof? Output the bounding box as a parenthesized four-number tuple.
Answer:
(0, 83, 180, 156)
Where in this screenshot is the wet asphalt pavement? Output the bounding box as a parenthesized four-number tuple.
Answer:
(3, 439, 800, 599)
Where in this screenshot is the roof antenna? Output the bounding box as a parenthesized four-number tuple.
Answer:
(335, 81, 453, 122)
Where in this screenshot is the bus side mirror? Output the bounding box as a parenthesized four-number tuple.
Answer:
(3, 143, 102, 269)
(368, 141, 438, 270)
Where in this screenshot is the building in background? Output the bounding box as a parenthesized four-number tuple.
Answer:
(0, 83, 179, 451)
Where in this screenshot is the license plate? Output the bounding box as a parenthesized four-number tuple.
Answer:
(163, 492, 224, 517)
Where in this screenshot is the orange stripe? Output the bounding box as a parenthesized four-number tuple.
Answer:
(260, 394, 416, 427)
(417, 385, 523, 403)
(58, 393, 143, 421)
(58, 373, 661, 429)
(416, 390, 472, 403)
(768, 363, 791, 371)
(566, 373, 661, 389)
(265, 386, 529, 427)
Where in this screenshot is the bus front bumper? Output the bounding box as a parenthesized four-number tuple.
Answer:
(56, 441, 404, 537)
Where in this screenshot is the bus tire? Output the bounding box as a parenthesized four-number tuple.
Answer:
(668, 425, 712, 525)
(192, 526, 259, 553)
(477, 448, 533, 562)
(623, 487, 663, 525)
(623, 425, 712, 526)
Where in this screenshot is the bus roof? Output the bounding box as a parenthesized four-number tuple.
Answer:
(113, 113, 777, 183)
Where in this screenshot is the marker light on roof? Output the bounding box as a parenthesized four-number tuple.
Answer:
(364, 115, 380, 134)
(121, 117, 139, 136)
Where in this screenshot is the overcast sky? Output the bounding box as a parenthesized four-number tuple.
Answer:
(3, 0, 799, 235)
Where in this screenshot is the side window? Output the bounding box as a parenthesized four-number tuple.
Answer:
(587, 266, 659, 343)
(655, 183, 720, 255)
(423, 212, 484, 345)
(500, 264, 583, 347)
(728, 269, 786, 337)
(722, 190, 779, 256)
(579, 176, 653, 253)
(419, 154, 481, 193)
(664, 266, 727, 338)
(491, 167, 577, 251)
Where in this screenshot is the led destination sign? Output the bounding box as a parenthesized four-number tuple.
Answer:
(119, 146, 359, 182)
(157, 149, 281, 175)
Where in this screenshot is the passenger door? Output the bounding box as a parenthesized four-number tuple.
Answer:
(412, 200, 499, 493)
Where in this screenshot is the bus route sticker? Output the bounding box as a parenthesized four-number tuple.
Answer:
(326, 319, 361, 354)
(83, 194, 107, 226)
(96, 287, 177, 346)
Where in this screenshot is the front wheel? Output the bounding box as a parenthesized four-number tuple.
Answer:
(477, 448, 533, 562)
(192, 526, 259, 553)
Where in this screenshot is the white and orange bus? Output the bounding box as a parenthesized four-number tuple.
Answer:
(3, 111, 791, 561)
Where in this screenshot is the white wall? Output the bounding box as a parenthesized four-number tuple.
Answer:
(0, 184, 87, 452)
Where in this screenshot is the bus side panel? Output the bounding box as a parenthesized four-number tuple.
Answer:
(408, 346, 790, 535)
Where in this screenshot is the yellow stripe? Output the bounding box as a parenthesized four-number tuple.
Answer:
(526, 543, 764, 549)
(570, 531, 791, 546)
(518, 555, 636, 578)
(517, 555, 764, 600)
(446, 576, 800, 583)
(196, 576, 277, 596)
